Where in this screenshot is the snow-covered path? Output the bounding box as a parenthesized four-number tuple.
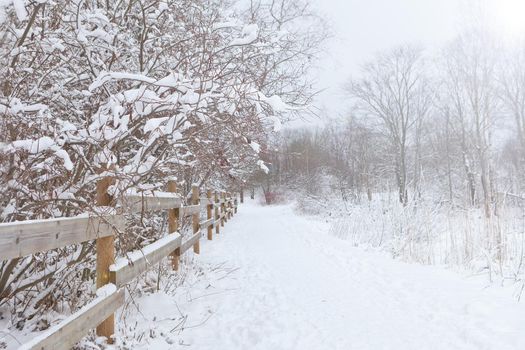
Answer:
(128, 201, 525, 350)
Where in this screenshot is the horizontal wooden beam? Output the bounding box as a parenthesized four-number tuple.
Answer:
(109, 233, 182, 287)
(20, 285, 125, 350)
(121, 194, 182, 213)
(199, 198, 212, 206)
(180, 231, 201, 254)
(0, 215, 123, 261)
(200, 218, 214, 228)
(181, 205, 200, 217)
(201, 197, 232, 205)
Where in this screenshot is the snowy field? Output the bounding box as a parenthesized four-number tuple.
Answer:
(106, 200, 525, 350)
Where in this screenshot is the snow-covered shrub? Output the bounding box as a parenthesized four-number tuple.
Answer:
(0, 0, 325, 330)
(325, 193, 525, 281)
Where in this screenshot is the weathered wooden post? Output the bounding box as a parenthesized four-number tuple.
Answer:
(225, 192, 229, 219)
(234, 193, 238, 214)
(192, 185, 200, 253)
(214, 191, 220, 235)
(227, 192, 232, 219)
(221, 191, 226, 226)
(95, 167, 115, 342)
(223, 192, 227, 221)
(206, 189, 213, 240)
(167, 179, 180, 270)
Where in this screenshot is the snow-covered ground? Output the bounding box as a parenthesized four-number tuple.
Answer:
(113, 200, 525, 350)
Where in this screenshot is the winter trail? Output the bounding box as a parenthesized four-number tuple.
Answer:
(130, 201, 525, 350)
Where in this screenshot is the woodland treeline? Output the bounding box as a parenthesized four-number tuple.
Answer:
(261, 32, 525, 217)
(249, 31, 525, 276)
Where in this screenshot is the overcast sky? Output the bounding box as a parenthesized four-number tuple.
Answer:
(307, 0, 462, 122)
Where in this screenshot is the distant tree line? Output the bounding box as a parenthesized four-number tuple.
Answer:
(256, 30, 525, 220)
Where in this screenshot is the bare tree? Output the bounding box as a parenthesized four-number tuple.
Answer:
(498, 43, 525, 194)
(347, 46, 432, 205)
(441, 30, 499, 218)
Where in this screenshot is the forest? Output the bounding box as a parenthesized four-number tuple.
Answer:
(257, 37, 525, 280)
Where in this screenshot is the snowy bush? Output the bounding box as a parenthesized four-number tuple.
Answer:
(0, 0, 325, 331)
(324, 193, 525, 282)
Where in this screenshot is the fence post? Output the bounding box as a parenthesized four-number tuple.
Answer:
(228, 192, 232, 219)
(167, 180, 180, 270)
(192, 185, 200, 253)
(240, 187, 244, 203)
(234, 193, 238, 214)
(214, 191, 220, 235)
(221, 191, 226, 226)
(95, 168, 115, 342)
(206, 189, 213, 240)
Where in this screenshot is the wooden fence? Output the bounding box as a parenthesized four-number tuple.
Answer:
(0, 178, 244, 350)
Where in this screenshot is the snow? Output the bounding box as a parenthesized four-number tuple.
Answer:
(154, 73, 180, 87)
(18, 284, 118, 350)
(9, 136, 55, 153)
(124, 189, 181, 199)
(142, 114, 185, 141)
(249, 141, 260, 153)
(110, 232, 181, 272)
(93, 148, 117, 166)
(270, 115, 282, 131)
(118, 201, 525, 349)
(213, 20, 240, 30)
(77, 28, 114, 44)
(257, 92, 290, 113)
(12, 0, 27, 21)
(144, 117, 169, 133)
(0, 202, 15, 218)
(0, 100, 47, 115)
(180, 90, 200, 104)
(158, 2, 168, 11)
(229, 24, 259, 46)
(264, 95, 289, 112)
(88, 72, 157, 91)
(3, 136, 74, 170)
(0, 213, 83, 228)
(53, 149, 74, 170)
(257, 159, 269, 173)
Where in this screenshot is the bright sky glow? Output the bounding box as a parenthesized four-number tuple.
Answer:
(492, 0, 525, 37)
(301, 0, 525, 125)
(305, 0, 459, 124)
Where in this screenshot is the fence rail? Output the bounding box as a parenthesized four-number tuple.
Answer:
(19, 286, 125, 350)
(0, 181, 243, 349)
(0, 214, 124, 260)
